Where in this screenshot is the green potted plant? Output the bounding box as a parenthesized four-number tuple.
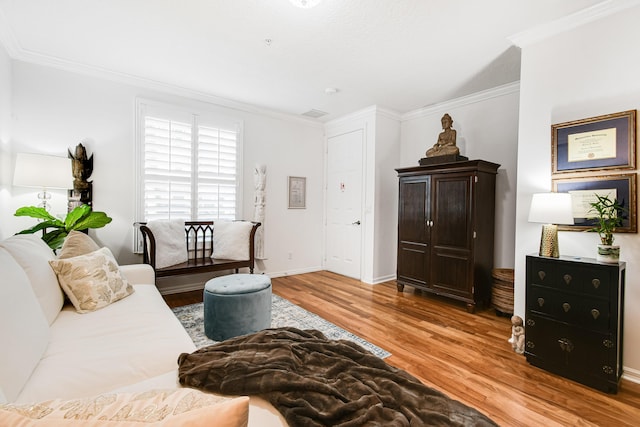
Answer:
(14, 204, 112, 250)
(587, 194, 626, 263)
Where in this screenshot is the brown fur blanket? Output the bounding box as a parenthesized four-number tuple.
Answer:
(178, 327, 497, 427)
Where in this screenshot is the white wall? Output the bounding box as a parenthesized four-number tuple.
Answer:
(4, 61, 325, 285)
(0, 42, 11, 240)
(515, 5, 640, 380)
(400, 84, 520, 269)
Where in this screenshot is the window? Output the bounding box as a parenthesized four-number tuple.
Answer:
(135, 99, 243, 251)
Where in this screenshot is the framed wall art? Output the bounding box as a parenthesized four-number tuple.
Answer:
(552, 110, 636, 174)
(552, 173, 637, 233)
(287, 176, 306, 209)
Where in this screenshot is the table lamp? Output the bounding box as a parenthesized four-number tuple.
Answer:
(528, 192, 574, 258)
(13, 153, 72, 211)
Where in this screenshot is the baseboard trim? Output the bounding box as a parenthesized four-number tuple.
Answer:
(623, 366, 640, 385)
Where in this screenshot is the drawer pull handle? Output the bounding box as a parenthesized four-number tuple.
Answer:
(558, 338, 574, 353)
(537, 298, 545, 307)
(592, 279, 601, 289)
(537, 270, 546, 281)
(562, 303, 571, 313)
(526, 341, 535, 349)
(591, 309, 600, 320)
(603, 339, 614, 349)
(602, 366, 614, 375)
(526, 319, 536, 327)
(563, 274, 572, 285)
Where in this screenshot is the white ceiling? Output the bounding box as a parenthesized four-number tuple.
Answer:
(0, 0, 606, 121)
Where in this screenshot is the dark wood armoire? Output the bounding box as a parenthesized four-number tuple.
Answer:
(395, 160, 500, 313)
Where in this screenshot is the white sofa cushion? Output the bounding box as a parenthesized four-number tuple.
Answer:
(212, 221, 253, 260)
(0, 248, 50, 404)
(49, 247, 135, 313)
(14, 284, 197, 404)
(0, 234, 64, 325)
(145, 219, 188, 269)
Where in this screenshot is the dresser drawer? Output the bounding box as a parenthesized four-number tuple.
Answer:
(527, 285, 612, 332)
(525, 315, 617, 380)
(528, 257, 613, 297)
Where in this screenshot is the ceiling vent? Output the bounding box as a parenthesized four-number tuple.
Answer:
(301, 109, 328, 118)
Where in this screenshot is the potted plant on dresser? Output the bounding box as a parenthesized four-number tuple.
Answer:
(588, 194, 626, 263)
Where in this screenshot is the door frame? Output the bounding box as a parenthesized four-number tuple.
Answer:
(323, 127, 366, 279)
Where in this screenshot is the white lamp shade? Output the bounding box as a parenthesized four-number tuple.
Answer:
(13, 153, 72, 190)
(528, 193, 574, 225)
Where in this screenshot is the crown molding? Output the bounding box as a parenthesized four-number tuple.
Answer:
(509, 0, 640, 48)
(0, 19, 323, 129)
(401, 82, 520, 122)
(324, 105, 402, 131)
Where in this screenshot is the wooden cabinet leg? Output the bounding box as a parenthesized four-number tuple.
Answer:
(397, 283, 405, 292)
(466, 303, 476, 314)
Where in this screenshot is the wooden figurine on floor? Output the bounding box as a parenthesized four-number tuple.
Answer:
(508, 315, 525, 354)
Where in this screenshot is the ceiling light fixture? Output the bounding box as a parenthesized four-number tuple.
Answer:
(289, 0, 322, 9)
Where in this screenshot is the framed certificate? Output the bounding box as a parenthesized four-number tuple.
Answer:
(552, 110, 636, 174)
(552, 173, 637, 233)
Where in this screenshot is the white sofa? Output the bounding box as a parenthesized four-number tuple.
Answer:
(0, 234, 285, 426)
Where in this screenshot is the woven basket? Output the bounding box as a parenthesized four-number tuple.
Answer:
(491, 268, 514, 315)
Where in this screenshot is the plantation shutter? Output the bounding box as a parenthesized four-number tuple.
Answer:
(143, 116, 193, 221)
(136, 99, 243, 242)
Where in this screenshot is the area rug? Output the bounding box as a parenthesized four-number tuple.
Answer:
(172, 294, 391, 359)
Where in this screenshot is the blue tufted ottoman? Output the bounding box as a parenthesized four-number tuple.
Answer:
(203, 274, 272, 341)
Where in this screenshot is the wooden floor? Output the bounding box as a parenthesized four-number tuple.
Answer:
(163, 271, 640, 426)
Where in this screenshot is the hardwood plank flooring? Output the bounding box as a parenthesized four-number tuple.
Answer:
(164, 271, 640, 426)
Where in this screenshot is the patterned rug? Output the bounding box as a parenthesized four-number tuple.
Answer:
(172, 294, 391, 359)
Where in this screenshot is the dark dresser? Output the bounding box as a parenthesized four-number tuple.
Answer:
(525, 254, 625, 393)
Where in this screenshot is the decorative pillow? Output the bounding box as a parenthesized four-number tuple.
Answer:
(0, 249, 50, 404)
(145, 220, 188, 269)
(57, 230, 101, 259)
(0, 234, 64, 325)
(212, 221, 253, 261)
(0, 388, 249, 427)
(49, 247, 135, 314)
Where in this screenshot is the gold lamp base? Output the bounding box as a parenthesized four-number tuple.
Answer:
(539, 224, 559, 258)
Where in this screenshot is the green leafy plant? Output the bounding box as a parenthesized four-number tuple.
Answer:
(587, 194, 626, 246)
(14, 204, 112, 249)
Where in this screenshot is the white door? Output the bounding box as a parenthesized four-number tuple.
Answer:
(325, 130, 363, 279)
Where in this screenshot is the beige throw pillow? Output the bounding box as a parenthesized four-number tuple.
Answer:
(49, 247, 134, 313)
(0, 388, 249, 427)
(58, 230, 101, 259)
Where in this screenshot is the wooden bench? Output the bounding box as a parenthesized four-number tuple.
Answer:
(137, 221, 261, 280)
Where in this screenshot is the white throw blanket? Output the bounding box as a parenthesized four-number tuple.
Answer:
(146, 219, 188, 269)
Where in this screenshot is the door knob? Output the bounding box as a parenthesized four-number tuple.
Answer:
(352, 220, 361, 225)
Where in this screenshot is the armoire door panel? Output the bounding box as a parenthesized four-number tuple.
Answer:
(432, 175, 472, 250)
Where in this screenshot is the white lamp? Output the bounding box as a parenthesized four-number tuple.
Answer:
(528, 192, 574, 258)
(13, 153, 72, 211)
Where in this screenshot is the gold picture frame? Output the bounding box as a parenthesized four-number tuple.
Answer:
(552, 173, 637, 233)
(551, 110, 636, 175)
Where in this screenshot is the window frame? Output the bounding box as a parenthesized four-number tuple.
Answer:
(134, 98, 244, 252)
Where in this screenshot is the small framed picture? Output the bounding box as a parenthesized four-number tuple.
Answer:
(551, 110, 636, 174)
(288, 176, 306, 209)
(552, 173, 637, 233)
